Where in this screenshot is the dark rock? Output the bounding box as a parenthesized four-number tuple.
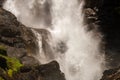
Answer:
(84, 0, 103, 8)
(0, 5, 65, 80)
(101, 67, 120, 80)
(84, 8, 98, 24)
(0, 6, 55, 67)
(37, 61, 65, 80)
(20, 56, 39, 66)
(0, 0, 5, 7)
(0, 56, 7, 70)
(12, 61, 65, 80)
(0, 7, 25, 48)
(0, 47, 7, 56)
(0, 68, 5, 79)
(0, 7, 39, 66)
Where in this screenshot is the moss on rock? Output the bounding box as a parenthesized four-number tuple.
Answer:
(0, 77, 4, 80)
(0, 45, 23, 77)
(0, 45, 7, 56)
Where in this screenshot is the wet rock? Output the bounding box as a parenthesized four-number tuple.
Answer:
(84, 0, 103, 8)
(20, 56, 39, 66)
(12, 61, 65, 80)
(0, 7, 39, 66)
(0, 0, 5, 7)
(0, 3, 65, 80)
(0, 56, 7, 70)
(84, 8, 98, 24)
(0, 46, 7, 56)
(101, 67, 120, 80)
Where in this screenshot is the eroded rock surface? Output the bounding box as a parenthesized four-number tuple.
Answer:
(0, 5, 54, 66)
(0, 4, 65, 80)
(101, 67, 120, 80)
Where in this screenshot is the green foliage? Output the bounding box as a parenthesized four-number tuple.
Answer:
(6, 57, 23, 72)
(0, 55, 23, 77)
(7, 69, 13, 77)
(0, 45, 6, 51)
(0, 48, 23, 77)
(0, 45, 7, 56)
(0, 45, 23, 77)
(0, 77, 4, 80)
(6, 57, 23, 77)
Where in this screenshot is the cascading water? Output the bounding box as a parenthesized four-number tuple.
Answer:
(3, 0, 106, 80)
(50, 0, 105, 80)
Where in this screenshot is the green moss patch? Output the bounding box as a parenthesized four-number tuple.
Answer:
(0, 54, 23, 77)
(0, 45, 7, 56)
(0, 45, 23, 77)
(0, 77, 4, 80)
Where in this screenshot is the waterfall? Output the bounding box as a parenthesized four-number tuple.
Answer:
(3, 0, 106, 80)
(50, 0, 105, 80)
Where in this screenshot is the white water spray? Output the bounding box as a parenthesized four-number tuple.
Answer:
(3, 0, 105, 80)
(50, 0, 105, 80)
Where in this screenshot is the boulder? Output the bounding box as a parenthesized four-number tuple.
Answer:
(101, 67, 120, 80)
(6, 61, 65, 80)
(0, 56, 7, 70)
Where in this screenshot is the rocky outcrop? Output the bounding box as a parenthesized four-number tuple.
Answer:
(0, 6, 39, 66)
(0, 4, 54, 66)
(0, 60, 65, 80)
(13, 61, 65, 80)
(101, 67, 120, 80)
(83, 0, 101, 32)
(0, 2, 65, 80)
(0, 46, 65, 80)
(0, 48, 65, 80)
(84, 0, 103, 8)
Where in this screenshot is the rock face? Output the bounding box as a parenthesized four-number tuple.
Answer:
(14, 61, 65, 80)
(101, 67, 120, 80)
(0, 44, 65, 80)
(0, 3, 65, 80)
(0, 6, 38, 66)
(0, 5, 54, 66)
(0, 61, 65, 80)
(85, 0, 103, 8)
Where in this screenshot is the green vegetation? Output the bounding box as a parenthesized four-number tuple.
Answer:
(0, 77, 4, 80)
(0, 45, 7, 56)
(0, 45, 23, 77)
(0, 45, 6, 51)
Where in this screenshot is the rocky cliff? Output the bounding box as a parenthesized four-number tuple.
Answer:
(0, 2, 65, 80)
(101, 67, 120, 80)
